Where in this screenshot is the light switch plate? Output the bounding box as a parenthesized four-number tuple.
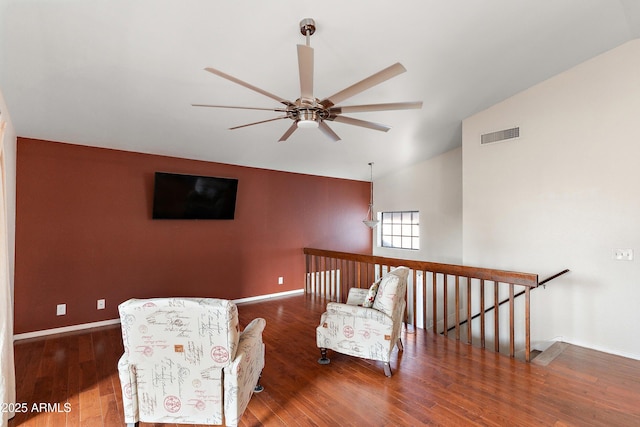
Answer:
(614, 249, 634, 261)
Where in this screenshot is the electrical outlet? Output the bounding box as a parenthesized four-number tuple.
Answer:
(97, 299, 106, 310)
(56, 304, 66, 316)
(278, 276, 284, 285)
(614, 249, 634, 261)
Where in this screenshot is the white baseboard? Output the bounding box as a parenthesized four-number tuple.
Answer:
(13, 318, 122, 341)
(13, 289, 306, 341)
(558, 337, 640, 361)
(234, 288, 304, 304)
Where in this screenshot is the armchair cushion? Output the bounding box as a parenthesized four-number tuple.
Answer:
(372, 272, 402, 317)
(362, 279, 381, 308)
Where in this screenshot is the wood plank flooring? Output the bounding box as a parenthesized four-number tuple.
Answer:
(8, 293, 640, 426)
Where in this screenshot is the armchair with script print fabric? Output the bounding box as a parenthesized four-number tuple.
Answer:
(117, 297, 265, 427)
(316, 266, 410, 377)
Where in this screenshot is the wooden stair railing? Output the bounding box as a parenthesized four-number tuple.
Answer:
(304, 247, 540, 361)
(447, 269, 570, 334)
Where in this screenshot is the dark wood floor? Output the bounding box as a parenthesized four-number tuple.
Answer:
(8, 293, 640, 426)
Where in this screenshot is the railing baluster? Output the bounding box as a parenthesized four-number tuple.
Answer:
(333, 258, 338, 301)
(317, 256, 322, 297)
(422, 270, 427, 331)
(318, 256, 323, 297)
(480, 279, 485, 349)
(443, 275, 449, 337)
(364, 261, 369, 286)
(307, 255, 315, 294)
(494, 282, 499, 353)
(308, 255, 313, 294)
(411, 269, 417, 328)
(314, 256, 322, 296)
(332, 257, 337, 301)
(324, 257, 328, 299)
(467, 277, 472, 345)
(432, 272, 437, 333)
(509, 284, 515, 357)
(331, 257, 335, 298)
(455, 275, 460, 341)
(525, 287, 531, 362)
(331, 258, 342, 302)
(350, 260, 355, 289)
(338, 258, 343, 302)
(315, 256, 319, 296)
(327, 257, 332, 301)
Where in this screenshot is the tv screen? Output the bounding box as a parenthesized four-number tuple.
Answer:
(152, 172, 238, 219)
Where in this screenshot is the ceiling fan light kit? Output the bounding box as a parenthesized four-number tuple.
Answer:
(193, 18, 422, 141)
(296, 109, 320, 128)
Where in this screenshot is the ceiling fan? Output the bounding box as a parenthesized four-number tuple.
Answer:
(193, 18, 423, 142)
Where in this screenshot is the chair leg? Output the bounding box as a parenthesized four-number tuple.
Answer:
(397, 337, 404, 352)
(254, 372, 264, 393)
(383, 362, 392, 377)
(318, 348, 330, 365)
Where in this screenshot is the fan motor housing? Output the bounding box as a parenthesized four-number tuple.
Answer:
(300, 18, 316, 36)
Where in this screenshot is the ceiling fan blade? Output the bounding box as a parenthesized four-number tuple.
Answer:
(278, 122, 298, 142)
(318, 122, 341, 142)
(192, 104, 287, 112)
(330, 115, 391, 132)
(229, 116, 289, 130)
(319, 63, 407, 108)
(297, 44, 314, 101)
(329, 101, 423, 114)
(204, 67, 294, 107)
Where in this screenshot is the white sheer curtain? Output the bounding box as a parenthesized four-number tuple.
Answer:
(0, 118, 16, 427)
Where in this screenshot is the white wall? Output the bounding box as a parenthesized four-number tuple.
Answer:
(0, 87, 16, 296)
(373, 147, 462, 264)
(1, 85, 18, 425)
(463, 40, 640, 359)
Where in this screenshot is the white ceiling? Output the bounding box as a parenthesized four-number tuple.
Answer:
(1, 0, 639, 181)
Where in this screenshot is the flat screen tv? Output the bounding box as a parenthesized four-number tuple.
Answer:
(152, 172, 238, 219)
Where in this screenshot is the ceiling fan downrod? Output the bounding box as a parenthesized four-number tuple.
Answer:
(299, 18, 316, 47)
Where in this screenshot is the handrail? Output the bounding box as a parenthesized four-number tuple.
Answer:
(304, 248, 540, 361)
(447, 269, 570, 332)
(303, 248, 539, 288)
(539, 269, 571, 287)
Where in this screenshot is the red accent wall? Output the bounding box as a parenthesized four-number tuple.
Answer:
(15, 138, 371, 334)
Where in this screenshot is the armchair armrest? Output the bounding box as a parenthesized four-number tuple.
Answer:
(325, 302, 394, 326)
(229, 318, 266, 373)
(224, 317, 266, 426)
(117, 354, 139, 424)
(225, 317, 266, 378)
(239, 317, 266, 343)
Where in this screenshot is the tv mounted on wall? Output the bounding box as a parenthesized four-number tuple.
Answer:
(152, 172, 238, 220)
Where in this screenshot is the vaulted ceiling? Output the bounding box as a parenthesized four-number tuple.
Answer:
(1, 1, 639, 180)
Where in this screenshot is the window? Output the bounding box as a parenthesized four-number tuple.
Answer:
(380, 211, 420, 250)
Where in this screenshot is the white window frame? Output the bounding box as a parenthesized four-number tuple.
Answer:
(379, 211, 420, 250)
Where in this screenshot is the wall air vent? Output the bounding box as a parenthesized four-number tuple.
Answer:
(481, 127, 520, 145)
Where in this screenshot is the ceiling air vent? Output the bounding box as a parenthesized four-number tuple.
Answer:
(481, 127, 520, 145)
